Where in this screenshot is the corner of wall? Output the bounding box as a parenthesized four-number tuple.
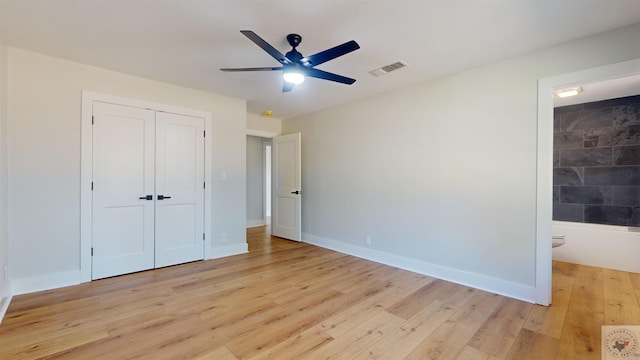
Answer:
(247, 112, 281, 137)
(0, 35, 10, 321)
(0, 295, 11, 324)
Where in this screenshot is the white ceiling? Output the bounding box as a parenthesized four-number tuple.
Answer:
(1, 0, 640, 119)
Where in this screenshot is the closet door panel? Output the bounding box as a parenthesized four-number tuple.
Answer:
(92, 102, 155, 279)
(155, 112, 205, 267)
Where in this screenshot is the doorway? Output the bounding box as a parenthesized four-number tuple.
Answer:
(264, 141, 272, 225)
(535, 57, 640, 305)
(551, 78, 640, 273)
(246, 133, 302, 242)
(246, 135, 271, 228)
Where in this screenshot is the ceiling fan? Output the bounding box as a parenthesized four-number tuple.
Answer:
(220, 30, 360, 92)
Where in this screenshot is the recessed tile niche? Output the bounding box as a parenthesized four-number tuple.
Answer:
(553, 95, 640, 227)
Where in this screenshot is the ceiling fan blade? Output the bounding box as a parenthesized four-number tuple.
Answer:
(302, 40, 360, 67)
(220, 66, 283, 72)
(282, 82, 294, 92)
(240, 30, 291, 65)
(304, 68, 356, 85)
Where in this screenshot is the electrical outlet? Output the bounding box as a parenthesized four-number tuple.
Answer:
(365, 236, 372, 246)
(220, 172, 227, 181)
(220, 233, 228, 242)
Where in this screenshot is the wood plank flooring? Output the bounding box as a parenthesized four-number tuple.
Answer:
(1, 226, 639, 359)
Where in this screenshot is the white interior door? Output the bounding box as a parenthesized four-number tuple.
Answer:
(272, 133, 302, 241)
(155, 112, 205, 267)
(92, 102, 155, 279)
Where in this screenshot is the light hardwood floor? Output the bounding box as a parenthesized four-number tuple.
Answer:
(1, 226, 639, 359)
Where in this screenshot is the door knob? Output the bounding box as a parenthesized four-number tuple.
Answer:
(157, 195, 172, 200)
(139, 195, 152, 200)
(291, 190, 301, 195)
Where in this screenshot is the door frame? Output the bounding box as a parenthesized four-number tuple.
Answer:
(535, 57, 640, 305)
(80, 91, 213, 282)
(263, 140, 272, 225)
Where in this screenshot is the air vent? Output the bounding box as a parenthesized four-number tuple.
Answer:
(369, 61, 408, 77)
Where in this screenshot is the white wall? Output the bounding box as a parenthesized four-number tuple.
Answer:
(7, 48, 247, 290)
(247, 113, 281, 137)
(246, 135, 265, 227)
(0, 37, 10, 314)
(282, 23, 640, 302)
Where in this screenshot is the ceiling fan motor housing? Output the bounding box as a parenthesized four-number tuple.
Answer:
(286, 33, 302, 48)
(286, 49, 303, 62)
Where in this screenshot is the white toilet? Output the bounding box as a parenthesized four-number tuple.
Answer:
(552, 235, 566, 248)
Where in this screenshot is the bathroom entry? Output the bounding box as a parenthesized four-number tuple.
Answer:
(552, 84, 640, 273)
(537, 58, 640, 304)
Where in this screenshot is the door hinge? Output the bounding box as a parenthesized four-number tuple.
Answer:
(203, 233, 205, 241)
(91, 182, 94, 190)
(91, 115, 94, 125)
(203, 130, 206, 138)
(203, 182, 206, 189)
(91, 247, 94, 256)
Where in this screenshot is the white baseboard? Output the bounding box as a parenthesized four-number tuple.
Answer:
(0, 295, 11, 324)
(246, 219, 266, 228)
(10, 244, 248, 296)
(11, 269, 83, 296)
(303, 233, 536, 304)
(208, 243, 248, 260)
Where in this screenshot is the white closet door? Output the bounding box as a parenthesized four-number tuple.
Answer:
(154, 112, 205, 267)
(92, 102, 155, 279)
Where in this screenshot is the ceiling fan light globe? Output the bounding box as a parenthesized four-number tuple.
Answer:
(283, 72, 305, 84)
